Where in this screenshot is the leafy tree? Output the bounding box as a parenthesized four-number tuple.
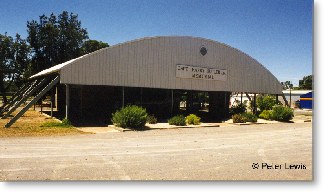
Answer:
(281, 81, 293, 90)
(81, 39, 109, 54)
(256, 95, 279, 112)
(0, 33, 29, 105)
(1, 11, 109, 107)
(299, 75, 312, 90)
(27, 11, 89, 74)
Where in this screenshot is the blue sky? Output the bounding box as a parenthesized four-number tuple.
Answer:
(0, 0, 313, 86)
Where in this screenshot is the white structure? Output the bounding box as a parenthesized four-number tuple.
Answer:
(31, 36, 283, 94)
(3, 36, 286, 127)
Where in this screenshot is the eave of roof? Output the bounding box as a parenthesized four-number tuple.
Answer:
(29, 54, 89, 79)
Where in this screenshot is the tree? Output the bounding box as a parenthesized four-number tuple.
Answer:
(256, 95, 278, 112)
(81, 40, 109, 55)
(299, 75, 312, 90)
(27, 11, 89, 75)
(0, 33, 29, 105)
(281, 81, 293, 90)
(1, 11, 108, 107)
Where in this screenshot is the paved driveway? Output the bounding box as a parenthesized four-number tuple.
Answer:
(0, 122, 312, 181)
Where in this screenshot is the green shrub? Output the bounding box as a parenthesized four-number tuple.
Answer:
(270, 105, 294, 121)
(186, 114, 201, 125)
(147, 115, 157, 124)
(168, 115, 186, 126)
(111, 105, 148, 129)
(232, 114, 246, 123)
(229, 100, 247, 115)
(242, 112, 258, 122)
(232, 112, 258, 123)
(256, 95, 279, 112)
(259, 110, 272, 120)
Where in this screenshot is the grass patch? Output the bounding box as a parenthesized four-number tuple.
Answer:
(40, 121, 72, 128)
(0, 109, 87, 137)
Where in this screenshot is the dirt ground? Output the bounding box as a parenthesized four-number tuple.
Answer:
(0, 110, 86, 137)
(0, 122, 312, 181)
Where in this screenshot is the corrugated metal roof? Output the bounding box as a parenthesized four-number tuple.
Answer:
(29, 54, 89, 79)
(29, 36, 283, 94)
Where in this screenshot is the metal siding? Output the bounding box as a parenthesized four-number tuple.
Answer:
(134, 41, 141, 87)
(60, 36, 282, 94)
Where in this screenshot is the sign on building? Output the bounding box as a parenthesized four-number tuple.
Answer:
(176, 64, 227, 81)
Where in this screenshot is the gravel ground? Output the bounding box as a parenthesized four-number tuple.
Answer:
(0, 122, 312, 181)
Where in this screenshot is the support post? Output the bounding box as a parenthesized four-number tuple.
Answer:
(241, 92, 243, 104)
(65, 84, 69, 119)
(55, 86, 58, 110)
(276, 94, 279, 104)
(171, 89, 174, 116)
(50, 88, 54, 118)
(40, 101, 43, 114)
(6, 83, 27, 103)
(122, 87, 125, 107)
(80, 86, 83, 119)
(253, 93, 256, 114)
(289, 88, 292, 107)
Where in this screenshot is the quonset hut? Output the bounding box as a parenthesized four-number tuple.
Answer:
(2, 36, 284, 127)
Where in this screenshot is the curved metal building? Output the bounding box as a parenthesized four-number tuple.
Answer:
(3, 36, 284, 127)
(31, 36, 282, 94)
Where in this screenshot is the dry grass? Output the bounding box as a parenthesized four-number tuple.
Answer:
(0, 109, 88, 137)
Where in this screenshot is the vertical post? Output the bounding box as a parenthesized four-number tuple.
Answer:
(55, 86, 58, 111)
(80, 86, 83, 119)
(65, 84, 69, 119)
(171, 89, 174, 116)
(40, 101, 43, 114)
(253, 93, 256, 114)
(241, 92, 243, 105)
(289, 88, 292, 107)
(50, 88, 53, 118)
(122, 87, 125, 107)
(276, 94, 279, 104)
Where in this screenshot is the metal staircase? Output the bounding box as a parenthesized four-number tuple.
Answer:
(1, 75, 60, 128)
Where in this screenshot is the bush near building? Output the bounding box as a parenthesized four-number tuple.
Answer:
(186, 114, 201, 125)
(258, 106, 294, 122)
(259, 110, 272, 120)
(111, 105, 148, 129)
(256, 95, 280, 112)
(232, 114, 246, 123)
(168, 115, 186, 126)
(242, 112, 258, 122)
(232, 113, 258, 123)
(270, 105, 294, 122)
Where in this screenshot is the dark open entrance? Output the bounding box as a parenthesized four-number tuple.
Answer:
(176, 90, 231, 122)
(51, 85, 231, 126)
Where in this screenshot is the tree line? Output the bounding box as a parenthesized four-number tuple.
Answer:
(0, 11, 109, 105)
